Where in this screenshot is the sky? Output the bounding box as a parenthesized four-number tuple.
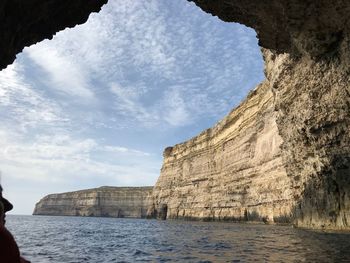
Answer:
(0, 0, 264, 215)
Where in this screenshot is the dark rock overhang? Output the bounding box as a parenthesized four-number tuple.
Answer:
(0, 0, 107, 70)
(189, 0, 350, 59)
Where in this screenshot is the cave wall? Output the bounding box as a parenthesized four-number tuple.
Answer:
(264, 49, 350, 229)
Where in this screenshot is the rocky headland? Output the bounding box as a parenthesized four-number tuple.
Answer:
(33, 186, 153, 218)
(1, 1, 349, 230)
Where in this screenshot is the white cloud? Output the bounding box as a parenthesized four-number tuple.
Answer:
(26, 45, 94, 99)
(0, 63, 69, 131)
(104, 0, 178, 78)
(109, 82, 159, 127)
(18, 0, 262, 131)
(104, 145, 150, 156)
(162, 87, 191, 126)
(0, 130, 158, 184)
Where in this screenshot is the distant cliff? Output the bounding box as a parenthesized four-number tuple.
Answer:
(33, 186, 153, 218)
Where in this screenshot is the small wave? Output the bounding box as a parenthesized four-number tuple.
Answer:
(133, 249, 151, 257)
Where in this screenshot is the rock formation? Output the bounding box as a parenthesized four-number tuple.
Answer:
(149, 82, 294, 223)
(0, 0, 349, 230)
(33, 186, 153, 218)
(148, 1, 350, 230)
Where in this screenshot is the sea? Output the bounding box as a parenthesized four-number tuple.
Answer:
(6, 215, 350, 263)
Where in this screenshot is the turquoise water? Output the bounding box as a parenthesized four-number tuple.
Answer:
(6, 215, 350, 262)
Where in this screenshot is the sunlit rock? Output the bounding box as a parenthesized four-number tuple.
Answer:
(33, 186, 153, 218)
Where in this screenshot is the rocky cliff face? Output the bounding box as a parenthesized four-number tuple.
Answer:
(148, 0, 350, 230)
(33, 186, 153, 218)
(149, 48, 350, 229)
(149, 82, 295, 223)
(264, 50, 350, 229)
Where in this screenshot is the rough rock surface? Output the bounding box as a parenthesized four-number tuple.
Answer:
(33, 186, 153, 218)
(264, 49, 350, 229)
(0, 0, 107, 70)
(149, 83, 294, 223)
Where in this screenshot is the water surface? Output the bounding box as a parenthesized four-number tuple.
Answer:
(7, 215, 350, 262)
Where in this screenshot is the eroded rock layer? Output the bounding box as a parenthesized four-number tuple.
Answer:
(149, 46, 350, 229)
(149, 47, 350, 229)
(264, 49, 350, 229)
(33, 186, 153, 218)
(149, 83, 295, 223)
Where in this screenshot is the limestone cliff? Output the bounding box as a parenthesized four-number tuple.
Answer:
(149, 82, 294, 223)
(148, 1, 350, 230)
(148, 49, 350, 229)
(264, 50, 350, 229)
(33, 186, 153, 218)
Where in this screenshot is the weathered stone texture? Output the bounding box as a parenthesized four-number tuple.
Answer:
(33, 186, 153, 218)
(264, 49, 350, 229)
(149, 83, 295, 223)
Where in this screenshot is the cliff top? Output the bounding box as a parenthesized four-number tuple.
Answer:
(163, 82, 268, 157)
(41, 186, 154, 199)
